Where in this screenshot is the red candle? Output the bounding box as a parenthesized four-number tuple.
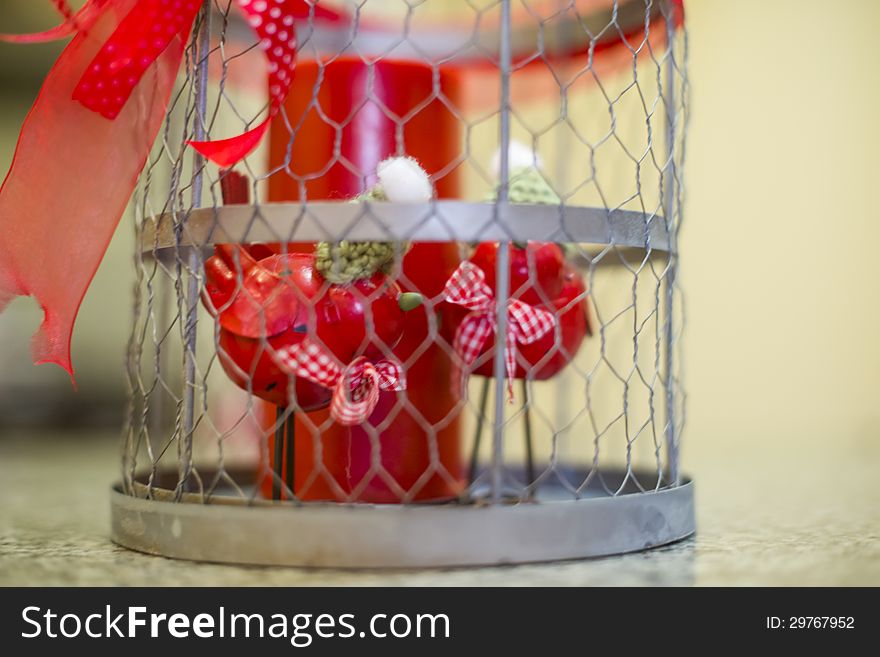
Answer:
(265, 57, 464, 502)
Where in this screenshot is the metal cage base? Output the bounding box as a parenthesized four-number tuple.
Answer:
(110, 470, 695, 568)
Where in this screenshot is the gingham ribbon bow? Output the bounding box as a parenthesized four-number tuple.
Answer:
(279, 339, 406, 426)
(443, 261, 556, 401)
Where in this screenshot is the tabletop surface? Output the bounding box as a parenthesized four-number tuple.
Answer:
(1, 429, 877, 586)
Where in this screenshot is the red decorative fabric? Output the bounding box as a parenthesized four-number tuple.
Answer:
(0, 0, 339, 380)
(443, 261, 556, 401)
(189, 0, 309, 166)
(278, 338, 406, 426)
(73, 0, 203, 120)
(0, 0, 187, 379)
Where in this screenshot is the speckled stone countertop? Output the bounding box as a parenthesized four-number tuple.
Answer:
(1, 429, 877, 586)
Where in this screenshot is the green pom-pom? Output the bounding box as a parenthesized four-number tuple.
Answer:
(319, 167, 418, 284)
(315, 241, 402, 284)
(506, 168, 560, 204)
(488, 167, 559, 205)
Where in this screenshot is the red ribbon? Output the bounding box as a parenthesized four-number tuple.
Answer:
(190, 0, 329, 166)
(279, 339, 406, 427)
(443, 262, 556, 401)
(0, 0, 340, 380)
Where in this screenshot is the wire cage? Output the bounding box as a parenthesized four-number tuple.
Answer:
(112, 0, 693, 567)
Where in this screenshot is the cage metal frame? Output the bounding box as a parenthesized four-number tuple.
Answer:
(111, 0, 693, 567)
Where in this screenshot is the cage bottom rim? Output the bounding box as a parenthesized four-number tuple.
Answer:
(109, 470, 695, 568)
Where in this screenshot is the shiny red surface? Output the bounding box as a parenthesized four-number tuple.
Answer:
(469, 241, 566, 306)
(266, 58, 464, 502)
(471, 263, 591, 380)
(203, 251, 406, 409)
(217, 329, 331, 410)
(268, 58, 461, 200)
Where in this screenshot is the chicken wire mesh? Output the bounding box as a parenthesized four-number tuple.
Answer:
(119, 0, 688, 562)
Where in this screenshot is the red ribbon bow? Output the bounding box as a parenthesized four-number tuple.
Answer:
(279, 339, 406, 427)
(0, 0, 341, 380)
(443, 261, 556, 401)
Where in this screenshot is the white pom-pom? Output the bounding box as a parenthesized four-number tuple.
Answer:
(490, 140, 543, 179)
(376, 156, 433, 203)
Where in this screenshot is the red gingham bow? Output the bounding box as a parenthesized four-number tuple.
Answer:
(443, 261, 556, 401)
(278, 339, 406, 427)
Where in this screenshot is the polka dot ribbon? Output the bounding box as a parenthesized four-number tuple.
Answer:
(278, 339, 406, 427)
(443, 261, 556, 401)
(0, 0, 341, 382)
(190, 0, 332, 166)
(50, 0, 337, 167)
